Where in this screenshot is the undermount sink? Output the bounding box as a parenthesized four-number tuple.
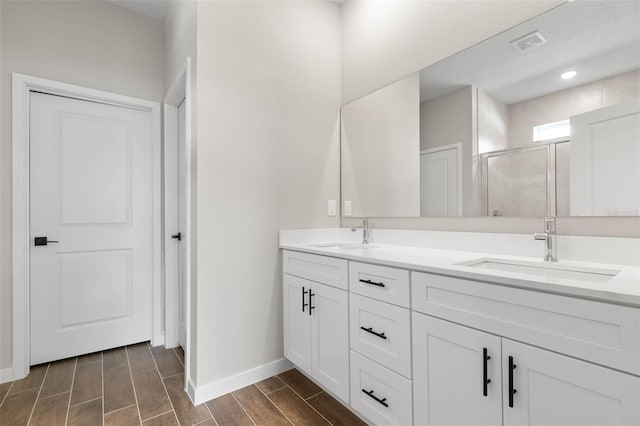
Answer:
(310, 242, 380, 251)
(457, 258, 621, 283)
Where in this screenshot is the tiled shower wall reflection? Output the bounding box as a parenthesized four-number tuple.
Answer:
(480, 69, 639, 217)
(485, 142, 570, 217)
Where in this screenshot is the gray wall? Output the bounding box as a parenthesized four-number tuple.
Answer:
(0, 0, 165, 370)
(420, 86, 477, 216)
(163, 0, 198, 386)
(342, 73, 420, 218)
(194, 0, 341, 388)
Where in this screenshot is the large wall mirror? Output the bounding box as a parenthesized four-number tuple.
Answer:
(341, 1, 640, 218)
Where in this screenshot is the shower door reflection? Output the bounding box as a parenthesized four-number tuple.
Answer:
(483, 142, 569, 217)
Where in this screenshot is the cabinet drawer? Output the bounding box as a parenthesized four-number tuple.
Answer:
(412, 271, 640, 375)
(349, 261, 410, 307)
(350, 294, 411, 378)
(283, 250, 348, 290)
(350, 351, 412, 426)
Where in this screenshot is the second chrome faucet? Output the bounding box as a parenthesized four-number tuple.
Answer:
(351, 218, 371, 245)
(534, 217, 557, 262)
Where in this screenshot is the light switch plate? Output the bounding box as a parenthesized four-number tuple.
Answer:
(344, 200, 352, 217)
(327, 200, 336, 217)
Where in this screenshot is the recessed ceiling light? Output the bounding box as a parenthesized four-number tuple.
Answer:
(561, 70, 577, 80)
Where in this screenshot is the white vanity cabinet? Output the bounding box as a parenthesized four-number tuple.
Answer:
(412, 271, 640, 426)
(282, 247, 640, 426)
(413, 313, 640, 426)
(282, 251, 350, 402)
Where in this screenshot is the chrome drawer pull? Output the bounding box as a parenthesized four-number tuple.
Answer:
(360, 326, 387, 340)
(362, 389, 389, 407)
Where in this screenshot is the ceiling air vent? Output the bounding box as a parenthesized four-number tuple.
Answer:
(510, 31, 547, 52)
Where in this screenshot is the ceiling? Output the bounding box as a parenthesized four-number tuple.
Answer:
(106, 0, 168, 21)
(106, 0, 346, 20)
(419, 1, 640, 104)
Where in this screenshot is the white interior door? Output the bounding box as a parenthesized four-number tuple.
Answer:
(29, 92, 154, 365)
(420, 145, 460, 217)
(570, 101, 640, 216)
(177, 99, 187, 348)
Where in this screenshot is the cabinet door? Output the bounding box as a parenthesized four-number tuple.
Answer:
(413, 313, 502, 426)
(503, 339, 640, 426)
(283, 274, 312, 371)
(311, 282, 349, 402)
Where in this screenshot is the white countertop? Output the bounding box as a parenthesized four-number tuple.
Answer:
(280, 241, 640, 307)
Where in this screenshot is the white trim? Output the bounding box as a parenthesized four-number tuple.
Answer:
(420, 143, 463, 217)
(163, 59, 193, 394)
(164, 104, 179, 345)
(163, 61, 187, 349)
(11, 73, 162, 380)
(191, 358, 294, 405)
(0, 367, 14, 384)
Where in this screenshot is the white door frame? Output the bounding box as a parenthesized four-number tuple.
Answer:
(11, 73, 162, 380)
(420, 143, 463, 216)
(163, 59, 193, 387)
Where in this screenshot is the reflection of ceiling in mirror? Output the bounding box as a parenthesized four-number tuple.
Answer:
(419, 1, 640, 104)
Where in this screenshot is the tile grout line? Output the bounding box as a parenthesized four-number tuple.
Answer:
(104, 402, 137, 416)
(274, 380, 334, 426)
(69, 395, 103, 407)
(0, 381, 15, 407)
(254, 383, 295, 426)
(229, 392, 257, 426)
(147, 343, 180, 425)
(262, 380, 287, 396)
(168, 346, 183, 368)
(194, 416, 217, 426)
(26, 363, 51, 425)
(173, 348, 184, 368)
(201, 398, 219, 426)
(64, 357, 79, 426)
(304, 390, 324, 401)
(125, 345, 144, 426)
(140, 409, 174, 423)
(31, 389, 72, 401)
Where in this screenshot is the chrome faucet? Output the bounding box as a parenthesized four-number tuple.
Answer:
(351, 218, 371, 245)
(534, 217, 557, 262)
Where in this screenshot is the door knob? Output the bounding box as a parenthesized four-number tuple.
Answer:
(171, 232, 182, 241)
(34, 237, 59, 246)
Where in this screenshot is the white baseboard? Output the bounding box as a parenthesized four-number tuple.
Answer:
(187, 377, 197, 404)
(0, 367, 14, 384)
(191, 357, 293, 405)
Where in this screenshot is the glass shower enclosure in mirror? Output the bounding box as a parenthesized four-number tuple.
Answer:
(340, 0, 640, 218)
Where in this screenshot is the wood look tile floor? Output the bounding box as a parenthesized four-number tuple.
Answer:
(0, 343, 366, 426)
